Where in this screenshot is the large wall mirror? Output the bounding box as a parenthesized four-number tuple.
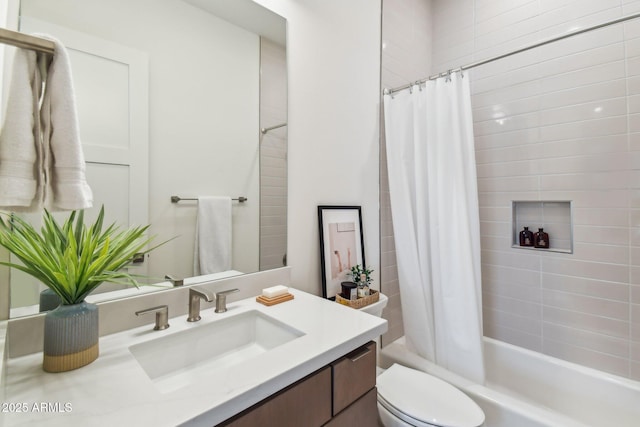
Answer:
(3, 0, 287, 318)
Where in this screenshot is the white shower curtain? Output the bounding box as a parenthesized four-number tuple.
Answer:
(383, 72, 485, 384)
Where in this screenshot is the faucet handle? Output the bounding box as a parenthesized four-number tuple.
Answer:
(135, 305, 170, 330)
(215, 288, 239, 313)
(165, 274, 184, 287)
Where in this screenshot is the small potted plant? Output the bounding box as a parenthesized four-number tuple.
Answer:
(350, 264, 374, 298)
(0, 207, 160, 372)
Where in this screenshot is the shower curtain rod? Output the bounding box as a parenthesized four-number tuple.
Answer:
(383, 10, 640, 95)
(0, 27, 55, 55)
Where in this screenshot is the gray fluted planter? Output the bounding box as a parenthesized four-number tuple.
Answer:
(43, 301, 99, 373)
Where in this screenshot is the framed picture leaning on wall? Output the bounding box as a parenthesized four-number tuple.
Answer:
(318, 205, 365, 299)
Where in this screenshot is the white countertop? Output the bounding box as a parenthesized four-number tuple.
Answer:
(1, 289, 387, 427)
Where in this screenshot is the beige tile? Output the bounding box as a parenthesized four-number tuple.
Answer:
(542, 273, 629, 301)
(543, 306, 629, 339)
(543, 322, 629, 358)
(543, 289, 629, 321)
(543, 339, 629, 377)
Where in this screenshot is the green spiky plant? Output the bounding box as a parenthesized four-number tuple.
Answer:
(0, 207, 160, 305)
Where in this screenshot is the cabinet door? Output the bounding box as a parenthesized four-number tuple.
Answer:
(221, 366, 332, 427)
(323, 388, 379, 427)
(331, 341, 376, 415)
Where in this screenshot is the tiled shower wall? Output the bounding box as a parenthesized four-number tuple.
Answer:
(380, 0, 432, 346)
(381, 0, 640, 380)
(260, 38, 287, 271)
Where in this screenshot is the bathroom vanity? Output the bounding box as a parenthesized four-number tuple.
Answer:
(0, 289, 387, 426)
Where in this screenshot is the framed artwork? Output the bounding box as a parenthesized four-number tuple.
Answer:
(318, 205, 365, 299)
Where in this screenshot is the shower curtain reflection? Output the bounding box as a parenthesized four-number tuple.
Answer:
(383, 72, 484, 384)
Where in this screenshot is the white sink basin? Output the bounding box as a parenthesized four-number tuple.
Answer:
(129, 310, 304, 393)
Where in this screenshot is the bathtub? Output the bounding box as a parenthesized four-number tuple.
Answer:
(379, 336, 640, 427)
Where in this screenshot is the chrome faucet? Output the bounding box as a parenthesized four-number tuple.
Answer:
(187, 288, 214, 322)
(214, 288, 239, 313)
(135, 305, 170, 330)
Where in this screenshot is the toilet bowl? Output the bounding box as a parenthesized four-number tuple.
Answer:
(359, 293, 485, 427)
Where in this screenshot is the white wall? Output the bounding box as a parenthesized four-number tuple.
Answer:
(254, 0, 382, 295)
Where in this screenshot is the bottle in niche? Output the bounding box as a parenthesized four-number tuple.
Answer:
(519, 226, 534, 247)
(534, 228, 550, 249)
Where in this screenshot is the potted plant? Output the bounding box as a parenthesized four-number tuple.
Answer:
(350, 264, 374, 298)
(0, 207, 159, 372)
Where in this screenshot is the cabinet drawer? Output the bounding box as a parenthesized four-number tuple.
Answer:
(331, 341, 376, 415)
(323, 387, 379, 427)
(220, 366, 332, 427)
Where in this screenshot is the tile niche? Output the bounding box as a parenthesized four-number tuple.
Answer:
(511, 201, 573, 254)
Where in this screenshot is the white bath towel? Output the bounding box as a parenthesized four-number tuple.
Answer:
(39, 34, 93, 210)
(194, 196, 232, 276)
(0, 48, 43, 211)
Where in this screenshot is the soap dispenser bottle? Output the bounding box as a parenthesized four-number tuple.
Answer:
(534, 228, 549, 249)
(519, 227, 534, 247)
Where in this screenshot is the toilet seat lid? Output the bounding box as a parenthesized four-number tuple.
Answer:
(377, 364, 484, 427)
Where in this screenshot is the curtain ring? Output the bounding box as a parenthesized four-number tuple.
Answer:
(445, 69, 452, 82)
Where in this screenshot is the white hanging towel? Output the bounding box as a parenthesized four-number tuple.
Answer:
(194, 196, 232, 276)
(0, 48, 43, 211)
(39, 34, 93, 210)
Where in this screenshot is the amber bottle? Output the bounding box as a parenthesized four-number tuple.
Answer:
(534, 228, 549, 249)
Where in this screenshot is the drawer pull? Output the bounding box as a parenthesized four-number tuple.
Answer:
(349, 347, 371, 362)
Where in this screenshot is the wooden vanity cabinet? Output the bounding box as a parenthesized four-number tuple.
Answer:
(218, 341, 378, 427)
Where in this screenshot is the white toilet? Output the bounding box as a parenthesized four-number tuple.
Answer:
(359, 293, 485, 427)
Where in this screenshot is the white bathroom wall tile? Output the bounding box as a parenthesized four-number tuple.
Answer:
(477, 176, 538, 192)
(628, 246, 640, 266)
(540, 61, 626, 95)
(540, 171, 631, 191)
(479, 235, 514, 253)
(479, 206, 512, 222)
(536, 134, 628, 158)
(474, 0, 537, 24)
(484, 278, 542, 303)
(482, 304, 542, 335)
(632, 305, 640, 342)
(482, 263, 541, 288)
(633, 285, 640, 304)
(472, 79, 540, 108)
(479, 191, 540, 207)
(543, 338, 630, 378)
(473, 96, 540, 123)
(539, 97, 626, 127)
(543, 322, 630, 358)
(484, 292, 542, 320)
(630, 228, 640, 247)
(539, 79, 626, 110)
(483, 312, 543, 351)
(542, 273, 629, 302)
(541, 257, 628, 283)
(574, 208, 628, 227)
(538, 116, 627, 143)
(543, 305, 629, 339)
(482, 249, 541, 271)
(475, 144, 540, 165)
(474, 128, 539, 151)
(480, 219, 513, 238)
(474, 1, 538, 38)
(474, 111, 540, 137)
(573, 225, 629, 246)
(631, 341, 640, 364)
(543, 289, 629, 321)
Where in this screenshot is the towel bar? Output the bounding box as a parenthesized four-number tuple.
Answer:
(170, 196, 247, 203)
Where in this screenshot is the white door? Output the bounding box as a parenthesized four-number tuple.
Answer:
(10, 17, 149, 311)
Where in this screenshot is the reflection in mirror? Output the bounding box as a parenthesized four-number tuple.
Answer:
(4, 0, 287, 318)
